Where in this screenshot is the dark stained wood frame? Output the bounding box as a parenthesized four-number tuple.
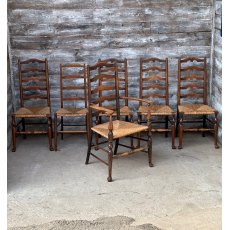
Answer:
(85, 61, 153, 182)
(176, 56, 219, 149)
(54, 63, 89, 151)
(138, 57, 176, 149)
(11, 58, 53, 151)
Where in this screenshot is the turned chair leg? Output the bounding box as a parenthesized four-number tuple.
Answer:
(178, 113, 184, 149)
(214, 111, 219, 149)
(12, 115, 16, 152)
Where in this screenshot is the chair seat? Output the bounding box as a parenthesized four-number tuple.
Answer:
(178, 104, 215, 115)
(13, 106, 51, 118)
(92, 120, 148, 139)
(138, 105, 173, 115)
(56, 108, 88, 117)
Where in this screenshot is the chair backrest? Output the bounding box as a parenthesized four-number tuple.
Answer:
(178, 57, 207, 105)
(87, 62, 119, 118)
(60, 63, 87, 108)
(18, 58, 50, 107)
(98, 58, 128, 107)
(140, 57, 169, 106)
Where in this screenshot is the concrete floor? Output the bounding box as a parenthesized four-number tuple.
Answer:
(7, 133, 221, 230)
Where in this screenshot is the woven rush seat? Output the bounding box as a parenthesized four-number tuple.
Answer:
(178, 104, 215, 115)
(139, 105, 173, 116)
(56, 108, 88, 117)
(14, 106, 51, 118)
(92, 120, 148, 139)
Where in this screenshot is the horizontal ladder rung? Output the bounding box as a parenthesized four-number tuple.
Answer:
(113, 147, 146, 158)
(16, 131, 48, 134)
(57, 130, 87, 133)
(183, 128, 214, 132)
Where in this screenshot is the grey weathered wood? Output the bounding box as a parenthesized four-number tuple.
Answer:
(211, 0, 222, 143)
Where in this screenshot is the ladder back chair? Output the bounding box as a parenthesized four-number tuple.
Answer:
(12, 58, 53, 151)
(85, 62, 153, 182)
(177, 57, 219, 149)
(138, 57, 176, 149)
(97, 58, 134, 147)
(54, 63, 88, 151)
(98, 58, 132, 119)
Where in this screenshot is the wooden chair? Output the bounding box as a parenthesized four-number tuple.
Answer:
(54, 63, 88, 151)
(85, 62, 153, 182)
(177, 57, 219, 149)
(11, 58, 53, 151)
(138, 57, 176, 149)
(97, 58, 134, 147)
(97, 58, 132, 119)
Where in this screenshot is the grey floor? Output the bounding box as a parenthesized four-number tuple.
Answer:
(7, 133, 221, 230)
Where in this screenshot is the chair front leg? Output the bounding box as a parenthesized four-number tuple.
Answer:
(61, 116, 64, 140)
(165, 115, 169, 137)
(147, 115, 153, 167)
(22, 118, 26, 139)
(176, 107, 179, 137)
(95, 115, 100, 150)
(178, 112, 184, 149)
(130, 114, 134, 149)
(114, 139, 119, 155)
(214, 111, 219, 149)
(48, 117, 54, 151)
(85, 114, 89, 144)
(202, 115, 206, 137)
(85, 131, 93, 164)
(137, 114, 142, 148)
(54, 113, 58, 151)
(107, 129, 113, 182)
(12, 115, 16, 152)
(171, 114, 176, 149)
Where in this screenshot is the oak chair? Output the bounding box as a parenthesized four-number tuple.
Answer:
(138, 57, 176, 149)
(177, 57, 219, 149)
(85, 62, 153, 182)
(11, 58, 53, 151)
(54, 63, 88, 151)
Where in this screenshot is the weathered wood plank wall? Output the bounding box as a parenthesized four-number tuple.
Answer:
(211, 0, 222, 142)
(7, 0, 222, 143)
